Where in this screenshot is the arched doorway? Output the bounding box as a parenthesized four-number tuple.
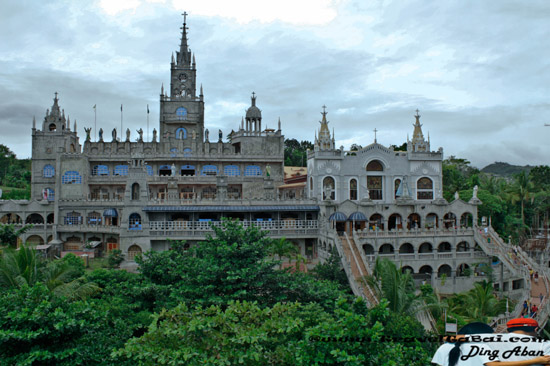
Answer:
(401, 266, 414, 274)
(438, 264, 452, 277)
(322, 177, 335, 200)
(443, 213, 457, 229)
(379, 244, 394, 255)
(407, 213, 421, 229)
(388, 213, 403, 231)
(426, 213, 438, 229)
(47, 213, 54, 224)
(419, 265, 433, 275)
(0, 213, 22, 224)
(128, 244, 142, 261)
(363, 244, 374, 255)
(369, 214, 384, 230)
(438, 242, 452, 252)
(457, 263, 470, 277)
(460, 212, 473, 228)
(26, 235, 44, 246)
(26, 213, 44, 224)
(456, 241, 470, 252)
(419, 242, 433, 253)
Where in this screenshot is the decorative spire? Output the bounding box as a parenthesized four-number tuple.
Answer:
(74, 119, 77, 132)
(171, 52, 175, 64)
(161, 83, 164, 95)
(32, 116, 36, 129)
(200, 83, 203, 96)
(317, 105, 334, 151)
(251, 91, 256, 106)
(67, 116, 71, 130)
(241, 117, 244, 130)
(410, 109, 430, 152)
(278, 117, 281, 130)
(177, 12, 191, 66)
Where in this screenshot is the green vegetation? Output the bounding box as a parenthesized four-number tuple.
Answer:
(0, 144, 31, 199)
(0, 221, 436, 365)
(284, 138, 313, 167)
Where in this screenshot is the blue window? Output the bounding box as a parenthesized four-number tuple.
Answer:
(129, 213, 142, 230)
(62, 171, 82, 184)
(181, 165, 195, 176)
(244, 165, 262, 176)
(175, 127, 187, 139)
(146, 165, 154, 176)
(176, 107, 187, 121)
(64, 211, 82, 225)
(183, 148, 192, 157)
(224, 165, 240, 176)
(43, 164, 55, 178)
(92, 165, 109, 176)
(114, 165, 129, 176)
(170, 148, 178, 157)
(43, 188, 55, 201)
(201, 165, 218, 176)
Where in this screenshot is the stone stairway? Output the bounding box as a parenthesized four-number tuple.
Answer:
(337, 233, 378, 307)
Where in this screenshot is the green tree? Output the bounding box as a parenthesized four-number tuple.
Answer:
(445, 281, 507, 324)
(268, 237, 298, 269)
(0, 223, 33, 248)
(311, 246, 349, 289)
(506, 171, 535, 231)
(284, 139, 313, 167)
(108, 249, 125, 268)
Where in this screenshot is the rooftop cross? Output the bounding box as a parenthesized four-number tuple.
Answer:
(54, 91, 58, 99)
(415, 109, 420, 118)
(252, 91, 256, 98)
(182, 11, 187, 24)
(322, 105, 327, 114)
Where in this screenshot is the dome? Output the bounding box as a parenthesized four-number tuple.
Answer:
(328, 212, 348, 222)
(246, 105, 261, 119)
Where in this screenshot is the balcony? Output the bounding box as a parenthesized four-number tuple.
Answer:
(149, 219, 319, 238)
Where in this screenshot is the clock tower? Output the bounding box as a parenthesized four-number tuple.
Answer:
(159, 13, 205, 149)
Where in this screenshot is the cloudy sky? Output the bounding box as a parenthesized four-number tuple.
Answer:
(1, 0, 549, 168)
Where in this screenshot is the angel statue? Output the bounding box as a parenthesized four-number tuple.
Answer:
(84, 127, 92, 142)
(137, 128, 144, 142)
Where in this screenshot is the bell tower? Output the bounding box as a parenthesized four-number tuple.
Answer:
(159, 12, 205, 148)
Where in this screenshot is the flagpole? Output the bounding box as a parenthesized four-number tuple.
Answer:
(93, 105, 97, 141)
(120, 104, 123, 137)
(147, 104, 150, 142)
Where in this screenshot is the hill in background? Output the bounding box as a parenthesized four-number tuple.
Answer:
(481, 162, 533, 177)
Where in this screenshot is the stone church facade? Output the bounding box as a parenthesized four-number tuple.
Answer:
(0, 17, 525, 296)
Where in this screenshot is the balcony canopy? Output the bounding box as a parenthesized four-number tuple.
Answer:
(103, 208, 118, 217)
(348, 212, 367, 221)
(328, 212, 347, 222)
(143, 205, 319, 213)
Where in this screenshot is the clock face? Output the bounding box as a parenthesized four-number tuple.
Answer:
(179, 73, 187, 82)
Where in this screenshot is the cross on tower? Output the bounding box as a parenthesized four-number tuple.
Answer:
(322, 105, 327, 113)
(415, 109, 420, 117)
(54, 91, 58, 99)
(252, 91, 256, 98)
(182, 12, 187, 24)
(373, 128, 378, 143)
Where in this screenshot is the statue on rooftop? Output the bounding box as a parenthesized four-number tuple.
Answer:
(218, 129, 223, 141)
(137, 128, 143, 142)
(473, 185, 478, 199)
(205, 128, 209, 141)
(112, 128, 117, 142)
(98, 128, 103, 142)
(126, 128, 131, 142)
(152, 128, 157, 142)
(84, 127, 91, 142)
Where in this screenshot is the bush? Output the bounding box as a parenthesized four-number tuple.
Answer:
(108, 249, 124, 268)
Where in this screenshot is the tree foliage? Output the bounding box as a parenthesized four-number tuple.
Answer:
(284, 139, 313, 167)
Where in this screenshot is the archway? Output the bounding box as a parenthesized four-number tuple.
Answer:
(26, 235, 44, 246)
(131, 183, 140, 200)
(26, 213, 44, 224)
(407, 213, 421, 229)
(128, 244, 143, 261)
(399, 243, 414, 254)
(419, 242, 433, 253)
(388, 213, 403, 230)
(457, 263, 470, 277)
(460, 212, 473, 228)
(363, 244, 374, 255)
(322, 177, 335, 200)
(438, 264, 452, 277)
(438, 242, 451, 252)
(369, 214, 384, 230)
(129, 213, 142, 230)
(0, 213, 22, 224)
(426, 213, 438, 229)
(47, 213, 54, 224)
(379, 244, 394, 254)
(401, 266, 414, 274)
(443, 213, 457, 229)
(419, 265, 433, 275)
(456, 241, 470, 252)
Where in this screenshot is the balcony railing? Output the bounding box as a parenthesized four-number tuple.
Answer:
(149, 219, 319, 237)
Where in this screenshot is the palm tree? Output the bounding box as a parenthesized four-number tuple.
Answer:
(364, 258, 421, 314)
(0, 245, 98, 300)
(448, 281, 507, 323)
(268, 237, 298, 269)
(506, 171, 535, 230)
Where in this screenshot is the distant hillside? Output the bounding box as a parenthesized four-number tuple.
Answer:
(481, 162, 533, 177)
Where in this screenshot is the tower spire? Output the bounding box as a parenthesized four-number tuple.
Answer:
(177, 12, 191, 66)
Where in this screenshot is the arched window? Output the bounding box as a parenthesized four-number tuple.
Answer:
(129, 213, 142, 230)
(49, 123, 56, 131)
(176, 127, 187, 139)
(181, 165, 195, 176)
(201, 165, 218, 176)
(43, 188, 55, 201)
(366, 160, 384, 171)
(176, 107, 187, 120)
(87, 211, 101, 225)
(170, 148, 178, 157)
(26, 213, 44, 224)
(224, 165, 240, 176)
(322, 177, 335, 200)
(92, 165, 109, 176)
(146, 165, 154, 176)
(417, 177, 433, 200)
(349, 179, 357, 200)
(244, 165, 262, 176)
(114, 165, 129, 176)
(367, 176, 382, 200)
(183, 148, 192, 157)
(62, 171, 82, 184)
(131, 183, 140, 200)
(43, 164, 55, 178)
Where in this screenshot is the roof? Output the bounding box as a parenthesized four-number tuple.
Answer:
(348, 212, 368, 221)
(88, 241, 102, 248)
(143, 205, 319, 212)
(284, 166, 307, 178)
(35, 244, 52, 250)
(329, 212, 347, 221)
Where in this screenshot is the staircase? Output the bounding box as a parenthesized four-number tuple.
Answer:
(475, 226, 550, 330)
